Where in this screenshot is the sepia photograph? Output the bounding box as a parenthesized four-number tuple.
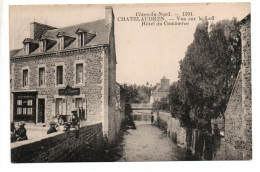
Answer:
(8, 2, 251, 162)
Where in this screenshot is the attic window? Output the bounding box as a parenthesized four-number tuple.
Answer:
(77, 33, 85, 47)
(58, 37, 64, 50)
(39, 40, 46, 53)
(25, 43, 29, 55)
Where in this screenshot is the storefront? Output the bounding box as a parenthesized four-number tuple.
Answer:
(12, 91, 37, 123)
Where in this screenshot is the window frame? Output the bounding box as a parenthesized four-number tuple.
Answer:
(21, 66, 30, 89)
(24, 43, 29, 55)
(77, 32, 85, 47)
(38, 64, 46, 87)
(55, 98, 63, 116)
(74, 60, 85, 86)
(39, 40, 46, 53)
(76, 63, 83, 84)
(58, 37, 64, 50)
(55, 62, 65, 87)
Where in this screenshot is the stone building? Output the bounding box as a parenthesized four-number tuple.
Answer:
(224, 14, 251, 160)
(10, 6, 120, 143)
(150, 76, 170, 104)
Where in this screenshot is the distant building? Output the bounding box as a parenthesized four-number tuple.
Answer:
(10, 6, 120, 142)
(150, 76, 170, 104)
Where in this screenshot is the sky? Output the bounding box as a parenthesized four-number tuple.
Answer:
(9, 3, 250, 86)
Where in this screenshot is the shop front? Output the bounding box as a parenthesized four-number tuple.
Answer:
(12, 91, 37, 123)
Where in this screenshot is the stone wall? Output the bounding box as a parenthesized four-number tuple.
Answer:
(224, 14, 251, 160)
(224, 71, 243, 159)
(156, 111, 186, 148)
(156, 111, 225, 160)
(11, 122, 103, 163)
(241, 14, 252, 159)
(11, 47, 104, 124)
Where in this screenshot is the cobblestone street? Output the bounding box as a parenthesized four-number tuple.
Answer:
(116, 121, 186, 162)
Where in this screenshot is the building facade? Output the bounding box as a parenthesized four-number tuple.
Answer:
(10, 6, 119, 142)
(150, 76, 170, 104)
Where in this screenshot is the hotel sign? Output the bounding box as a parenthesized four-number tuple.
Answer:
(59, 85, 80, 96)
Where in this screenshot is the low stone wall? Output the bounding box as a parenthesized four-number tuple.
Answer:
(11, 122, 103, 163)
(155, 111, 225, 160)
(156, 111, 186, 148)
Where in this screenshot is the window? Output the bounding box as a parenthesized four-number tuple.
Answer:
(17, 99, 33, 115)
(75, 98, 83, 108)
(58, 37, 64, 50)
(56, 99, 63, 116)
(17, 107, 22, 115)
(27, 107, 32, 115)
(77, 33, 84, 47)
(39, 40, 46, 53)
(39, 68, 45, 86)
(56, 66, 63, 85)
(23, 69, 28, 87)
(17, 100, 22, 106)
(27, 100, 32, 106)
(25, 43, 29, 55)
(76, 63, 83, 84)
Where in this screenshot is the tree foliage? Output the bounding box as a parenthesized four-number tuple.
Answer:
(122, 83, 152, 103)
(152, 97, 170, 112)
(169, 18, 241, 131)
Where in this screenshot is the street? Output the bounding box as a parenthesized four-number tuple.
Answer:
(116, 121, 186, 161)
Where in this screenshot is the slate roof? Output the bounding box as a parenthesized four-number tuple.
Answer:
(10, 49, 20, 58)
(12, 19, 110, 58)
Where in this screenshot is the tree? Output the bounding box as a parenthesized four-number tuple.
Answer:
(152, 97, 170, 112)
(170, 19, 241, 131)
(169, 82, 190, 125)
(122, 83, 152, 103)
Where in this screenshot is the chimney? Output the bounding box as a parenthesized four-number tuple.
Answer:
(105, 6, 114, 25)
(30, 22, 57, 40)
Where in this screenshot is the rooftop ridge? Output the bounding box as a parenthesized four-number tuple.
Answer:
(44, 18, 105, 33)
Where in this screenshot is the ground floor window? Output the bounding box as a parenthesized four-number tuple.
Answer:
(56, 98, 63, 116)
(13, 93, 36, 122)
(75, 98, 83, 108)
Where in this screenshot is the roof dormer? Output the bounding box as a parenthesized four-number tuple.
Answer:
(39, 39, 46, 53)
(22, 38, 39, 55)
(75, 28, 96, 48)
(56, 32, 75, 50)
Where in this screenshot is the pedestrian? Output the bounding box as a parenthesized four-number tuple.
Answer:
(151, 114, 154, 124)
(213, 124, 220, 136)
(47, 121, 58, 134)
(69, 109, 80, 128)
(70, 109, 80, 138)
(16, 121, 28, 141)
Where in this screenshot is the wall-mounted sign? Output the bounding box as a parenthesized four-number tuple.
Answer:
(59, 85, 80, 96)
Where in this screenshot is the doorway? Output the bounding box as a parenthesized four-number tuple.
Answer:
(38, 99, 45, 123)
